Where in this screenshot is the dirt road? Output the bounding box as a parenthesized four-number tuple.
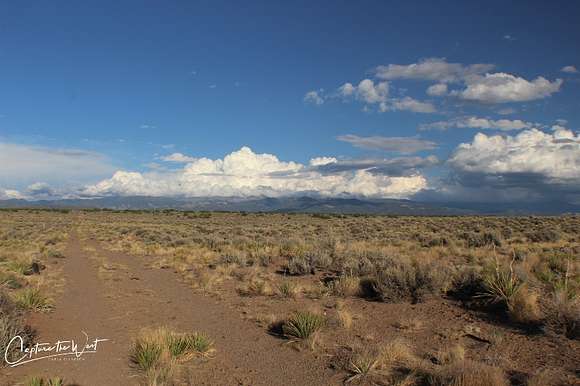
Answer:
(2, 230, 335, 385)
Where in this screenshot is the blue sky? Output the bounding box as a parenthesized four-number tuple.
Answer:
(1, 1, 579, 202)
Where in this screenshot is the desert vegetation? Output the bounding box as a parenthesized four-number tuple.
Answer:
(1, 209, 578, 385)
(74, 210, 579, 385)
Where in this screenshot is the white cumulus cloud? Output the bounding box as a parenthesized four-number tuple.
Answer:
(160, 153, 197, 163)
(448, 127, 580, 182)
(457, 73, 562, 103)
(83, 147, 428, 199)
(309, 157, 337, 166)
(304, 90, 325, 105)
(338, 79, 389, 104)
(426, 83, 448, 96)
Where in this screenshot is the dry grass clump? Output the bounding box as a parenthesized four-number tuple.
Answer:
(507, 286, 542, 324)
(433, 360, 510, 386)
(338, 339, 417, 384)
(345, 345, 385, 383)
(237, 276, 274, 297)
(338, 340, 510, 386)
(393, 317, 424, 332)
(334, 301, 353, 329)
(546, 289, 579, 339)
(432, 344, 465, 366)
(276, 280, 300, 298)
(131, 327, 214, 384)
(327, 275, 360, 297)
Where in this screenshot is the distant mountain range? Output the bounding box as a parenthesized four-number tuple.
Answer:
(1, 196, 579, 215)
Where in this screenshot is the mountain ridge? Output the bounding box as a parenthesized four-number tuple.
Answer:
(1, 196, 578, 215)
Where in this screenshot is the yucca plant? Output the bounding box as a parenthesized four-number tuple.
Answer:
(47, 378, 64, 386)
(346, 350, 380, 383)
(480, 256, 522, 308)
(24, 377, 64, 386)
(167, 332, 213, 359)
(186, 332, 214, 355)
(167, 334, 190, 358)
(24, 377, 43, 386)
(13, 287, 53, 312)
(282, 311, 325, 341)
(131, 340, 163, 372)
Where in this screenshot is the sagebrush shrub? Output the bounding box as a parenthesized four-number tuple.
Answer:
(369, 260, 448, 303)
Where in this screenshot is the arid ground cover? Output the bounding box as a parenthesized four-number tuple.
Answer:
(1, 209, 578, 385)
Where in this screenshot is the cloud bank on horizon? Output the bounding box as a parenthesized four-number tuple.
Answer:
(1, 126, 579, 204)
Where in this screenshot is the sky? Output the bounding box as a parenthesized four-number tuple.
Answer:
(0, 1, 579, 204)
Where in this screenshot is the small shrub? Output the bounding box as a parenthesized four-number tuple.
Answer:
(283, 311, 325, 341)
(462, 232, 502, 248)
(449, 267, 485, 302)
(285, 255, 314, 276)
(370, 260, 448, 303)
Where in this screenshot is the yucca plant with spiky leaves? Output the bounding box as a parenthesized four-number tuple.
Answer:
(13, 287, 53, 312)
(480, 256, 522, 309)
(131, 340, 163, 372)
(346, 351, 380, 383)
(282, 311, 325, 341)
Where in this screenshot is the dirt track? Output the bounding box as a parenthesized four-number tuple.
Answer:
(2, 230, 335, 385)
